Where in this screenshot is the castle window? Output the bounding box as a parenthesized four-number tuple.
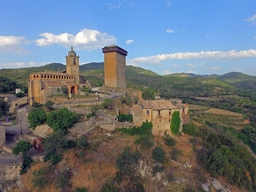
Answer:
(146, 110, 150, 115)
(158, 110, 161, 116)
(169, 110, 171, 116)
(34, 75, 36, 78)
(73, 58, 76, 65)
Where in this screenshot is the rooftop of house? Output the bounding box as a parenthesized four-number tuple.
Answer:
(140, 99, 177, 110)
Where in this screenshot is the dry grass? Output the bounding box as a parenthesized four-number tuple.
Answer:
(204, 108, 243, 116)
(189, 104, 210, 111)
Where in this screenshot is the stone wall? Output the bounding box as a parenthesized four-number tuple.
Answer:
(0, 126, 6, 149)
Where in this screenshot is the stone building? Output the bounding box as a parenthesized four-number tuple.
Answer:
(131, 99, 189, 136)
(28, 46, 87, 106)
(102, 45, 128, 88)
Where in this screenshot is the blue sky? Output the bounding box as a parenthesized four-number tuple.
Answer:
(0, 0, 256, 75)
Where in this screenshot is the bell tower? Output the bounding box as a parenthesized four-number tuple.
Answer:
(66, 46, 80, 84)
(102, 45, 127, 88)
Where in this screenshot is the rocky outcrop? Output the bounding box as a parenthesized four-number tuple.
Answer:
(0, 162, 22, 191)
(32, 124, 53, 138)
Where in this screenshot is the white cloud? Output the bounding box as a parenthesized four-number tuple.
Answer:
(210, 66, 220, 70)
(173, 64, 180, 68)
(254, 36, 256, 39)
(187, 63, 196, 68)
(35, 29, 116, 50)
(0, 35, 29, 54)
(128, 49, 256, 66)
(166, 29, 174, 33)
(163, 70, 171, 75)
(245, 14, 256, 25)
(126, 39, 134, 44)
(0, 61, 48, 68)
(107, 3, 121, 9)
(166, 1, 171, 7)
(187, 70, 196, 74)
(201, 62, 204, 66)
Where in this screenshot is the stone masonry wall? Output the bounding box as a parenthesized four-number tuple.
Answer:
(0, 126, 6, 149)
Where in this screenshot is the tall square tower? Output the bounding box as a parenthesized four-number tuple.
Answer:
(102, 45, 128, 88)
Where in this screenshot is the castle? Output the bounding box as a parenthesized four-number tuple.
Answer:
(28, 45, 128, 106)
(27, 45, 189, 136)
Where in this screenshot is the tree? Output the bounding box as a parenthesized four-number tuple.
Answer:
(102, 98, 114, 109)
(116, 147, 140, 177)
(27, 108, 47, 129)
(163, 134, 176, 146)
(46, 108, 79, 133)
(142, 88, 154, 100)
(12, 140, 33, 174)
(152, 146, 165, 163)
(0, 99, 10, 117)
(12, 140, 32, 155)
(43, 131, 69, 164)
(16, 92, 25, 98)
(44, 100, 54, 110)
(171, 111, 181, 135)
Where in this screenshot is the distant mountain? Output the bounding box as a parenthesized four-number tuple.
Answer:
(80, 62, 104, 71)
(164, 73, 203, 77)
(217, 72, 256, 83)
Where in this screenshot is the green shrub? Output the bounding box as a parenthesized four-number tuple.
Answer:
(171, 147, 182, 161)
(32, 167, 50, 188)
(50, 153, 63, 165)
(102, 98, 114, 109)
(100, 182, 119, 192)
(116, 147, 140, 180)
(12, 140, 32, 155)
(116, 114, 133, 122)
(135, 135, 153, 148)
(20, 155, 34, 174)
(42, 131, 72, 165)
(142, 88, 155, 100)
(56, 170, 72, 192)
(171, 111, 181, 135)
(163, 135, 176, 146)
(76, 136, 88, 149)
(183, 123, 198, 136)
(152, 146, 165, 163)
(45, 100, 54, 110)
(152, 165, 165, 176)
(117, 121, 152, 136)
(74, 187, 88, 192)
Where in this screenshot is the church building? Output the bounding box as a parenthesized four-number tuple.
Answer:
(28, 46, 85, 106)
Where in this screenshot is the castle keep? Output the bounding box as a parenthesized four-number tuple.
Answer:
(28, 46, 83, 105)
(102, 45, 128, 88)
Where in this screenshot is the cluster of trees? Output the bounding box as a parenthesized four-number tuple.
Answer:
(27, 107, 79, 133)
(196, 126, 256, 191)
(0, 99, 10, 117)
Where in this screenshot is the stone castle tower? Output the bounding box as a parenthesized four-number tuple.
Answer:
(102, 45, 128, 88)
(66, 46, 80, 84)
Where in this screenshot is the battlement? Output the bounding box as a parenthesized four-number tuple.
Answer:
(102, 45, 128, 56)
